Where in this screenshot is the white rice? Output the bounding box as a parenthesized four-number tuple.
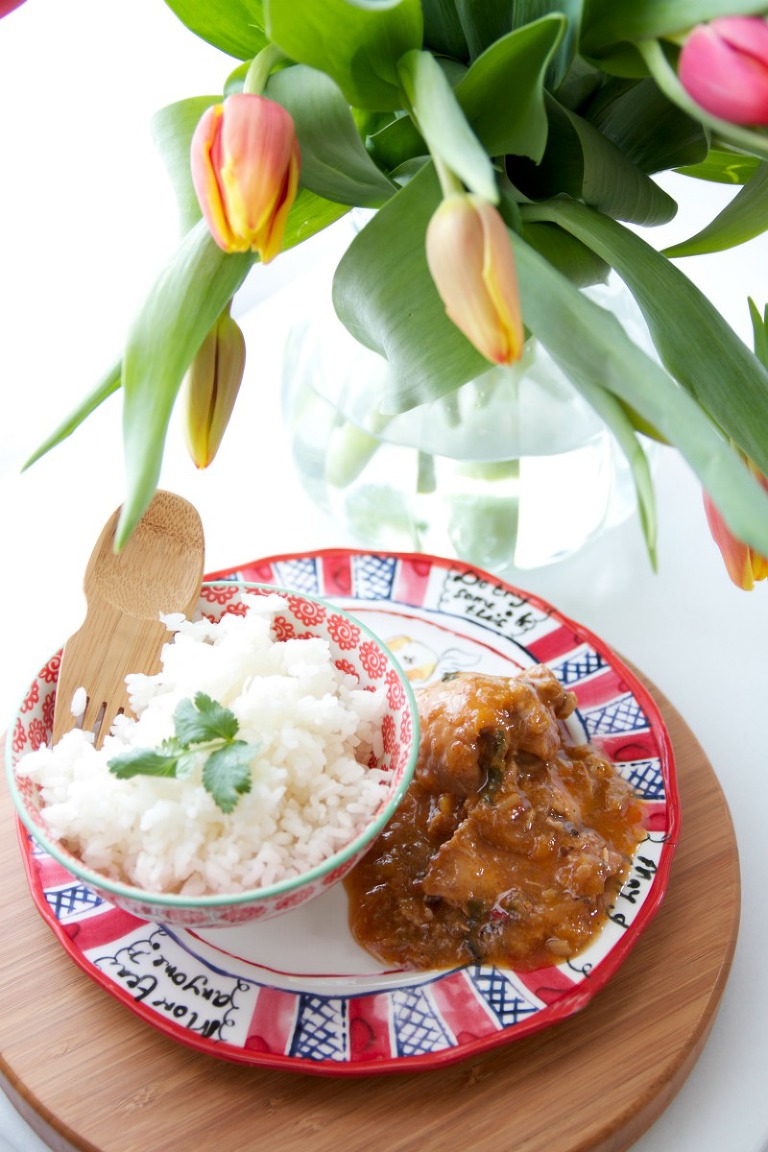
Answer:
(18, 592, 390, 896)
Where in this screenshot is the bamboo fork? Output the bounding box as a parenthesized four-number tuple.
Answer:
(52, 490, 205, 748)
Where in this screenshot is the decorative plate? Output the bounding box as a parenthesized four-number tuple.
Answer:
(15, 549, 679, 1076)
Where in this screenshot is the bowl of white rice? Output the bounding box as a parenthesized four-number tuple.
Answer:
(7, 582, 419, 928)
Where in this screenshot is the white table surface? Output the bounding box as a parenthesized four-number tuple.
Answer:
(1, 3, 767, 1150)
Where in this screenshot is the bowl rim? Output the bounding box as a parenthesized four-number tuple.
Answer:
(6, 580, 420, 910)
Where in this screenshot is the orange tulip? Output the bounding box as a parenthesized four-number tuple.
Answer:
(182, 310, 246, 469)
(704, 461, 768, 589)
(426, 193, 524, 365)
(191, 93, 300, 261)
(679, 17, 768, 124)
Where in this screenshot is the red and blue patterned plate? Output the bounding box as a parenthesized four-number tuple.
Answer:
(14, 550, 679, 1075)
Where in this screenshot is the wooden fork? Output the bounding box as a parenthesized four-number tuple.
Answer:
(52, 490, 205, 748)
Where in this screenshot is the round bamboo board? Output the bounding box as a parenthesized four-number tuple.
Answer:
(0, 674, 740, 1152)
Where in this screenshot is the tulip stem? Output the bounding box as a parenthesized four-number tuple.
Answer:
(432, 152, 464, 199)
(243, 43, 287, 96)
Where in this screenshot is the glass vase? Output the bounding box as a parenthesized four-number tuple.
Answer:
(281, 276, 654, 574)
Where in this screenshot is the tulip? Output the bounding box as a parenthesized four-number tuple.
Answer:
(182, 310, 246, 468)
(0, 1, 27, 16)
(703, 460, 768, 589)
(679, 17, 768, 124)
(426, 193, 524, 365)
(191, 93, 300, 261)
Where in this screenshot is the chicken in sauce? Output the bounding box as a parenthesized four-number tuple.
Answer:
(344, 667, 645, 971)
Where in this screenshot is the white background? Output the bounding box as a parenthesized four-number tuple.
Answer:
(1, 3, 767, 1150)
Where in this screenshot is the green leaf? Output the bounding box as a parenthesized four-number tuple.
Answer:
(453, 0, 515, 59)
(422, 0, 469, 57)
(108, 747, 181, 779)
(397, 49, 497, 201)
(584, 77, 707, 175)
(264, 0, 424, 111)
(561, 101, 677, 224)
(174, 693, 240, 745)
(332, 164, 488, 413)
(511, 96, 678, 226)
(152, 96, 220, 234)
(675, 149, 761, 185)
(118, 222, 255, 548)
(519, 197, 768, 480)
(203, 742, 255, 813)
(455, 17, 565, 162)
(509, 229, 768, 559)
(266, 65, 397, 207)
(162, 0, 268, 59)
(662, 163, 768, 257)
(749, 299, 768, 371)
(282, 187, 350, 247)
(582, 0, 768, 56)
(23, 360, 121, 470)
(367, 114, 427, 172)
(522, 222, 610, 288)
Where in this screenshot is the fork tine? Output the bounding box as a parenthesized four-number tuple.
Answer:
(94, 691, 131, 749)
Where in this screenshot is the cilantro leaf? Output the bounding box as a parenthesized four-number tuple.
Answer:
(108, 747, 181, 778)
(173, 692, 240, 745)
(202, 741, 257, 814)
(107, 694, 257, 813)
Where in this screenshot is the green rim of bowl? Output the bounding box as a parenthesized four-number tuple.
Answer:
(6, 581, 420, 911)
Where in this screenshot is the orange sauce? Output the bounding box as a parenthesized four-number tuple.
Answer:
(344, 669, 645, 971)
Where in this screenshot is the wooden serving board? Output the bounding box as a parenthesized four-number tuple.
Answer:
(0, 675, 740, 1152)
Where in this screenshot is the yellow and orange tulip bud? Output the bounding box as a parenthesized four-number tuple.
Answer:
(182, 310, 246, 469)
(426, 193, 524, 365)
(191, 93, 300, 262)
(704, 460, 768, 589)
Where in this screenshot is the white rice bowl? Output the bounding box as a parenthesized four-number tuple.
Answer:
(17, 592, 394, 899)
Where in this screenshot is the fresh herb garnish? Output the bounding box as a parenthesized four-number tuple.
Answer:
(108, 692, 258, 813)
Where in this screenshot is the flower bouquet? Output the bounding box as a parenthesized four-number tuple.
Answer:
(22, 0, 768, 587)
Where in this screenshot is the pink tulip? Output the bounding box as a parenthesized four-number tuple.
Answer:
(182, 311, 246, 468)
(679, 17, 768, 124)
(191, 93, 300, 261)
(426, 194, 524, 365)
(704, 462, 768, 589)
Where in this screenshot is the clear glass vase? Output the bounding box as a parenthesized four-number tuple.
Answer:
(281, 275, 654, 574)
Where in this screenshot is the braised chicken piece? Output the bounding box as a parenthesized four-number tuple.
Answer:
(344, 668, 645, 971)
(414, 667, 576, 796)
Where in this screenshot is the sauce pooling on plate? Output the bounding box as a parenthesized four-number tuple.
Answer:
(344, 667, 645, 971)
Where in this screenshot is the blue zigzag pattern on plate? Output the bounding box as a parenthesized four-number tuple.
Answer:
(580, 693, 648, 738)
(625, 759, 665, 800)
(553, 649, 606, 686)
(391, 986, 453, 1057)
(271, 557, 321, 595)
(351, 554, 397, 600)
(467, 967, 540, 1028)
(290, 995, 348, 1062)
(46, 882, 103, 921)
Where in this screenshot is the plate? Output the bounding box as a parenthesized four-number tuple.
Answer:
(15, 549, 679, 1075)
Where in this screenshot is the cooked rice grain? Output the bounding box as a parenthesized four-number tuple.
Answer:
(19, 593, 389, 895)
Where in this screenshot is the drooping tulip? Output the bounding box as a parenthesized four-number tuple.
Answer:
(679, 17, 768, 124)
(182, 310, 246, 469)
(703, 460, 768, 589)
(191, 93, 300, 262)
(426, 193, 524, 365)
